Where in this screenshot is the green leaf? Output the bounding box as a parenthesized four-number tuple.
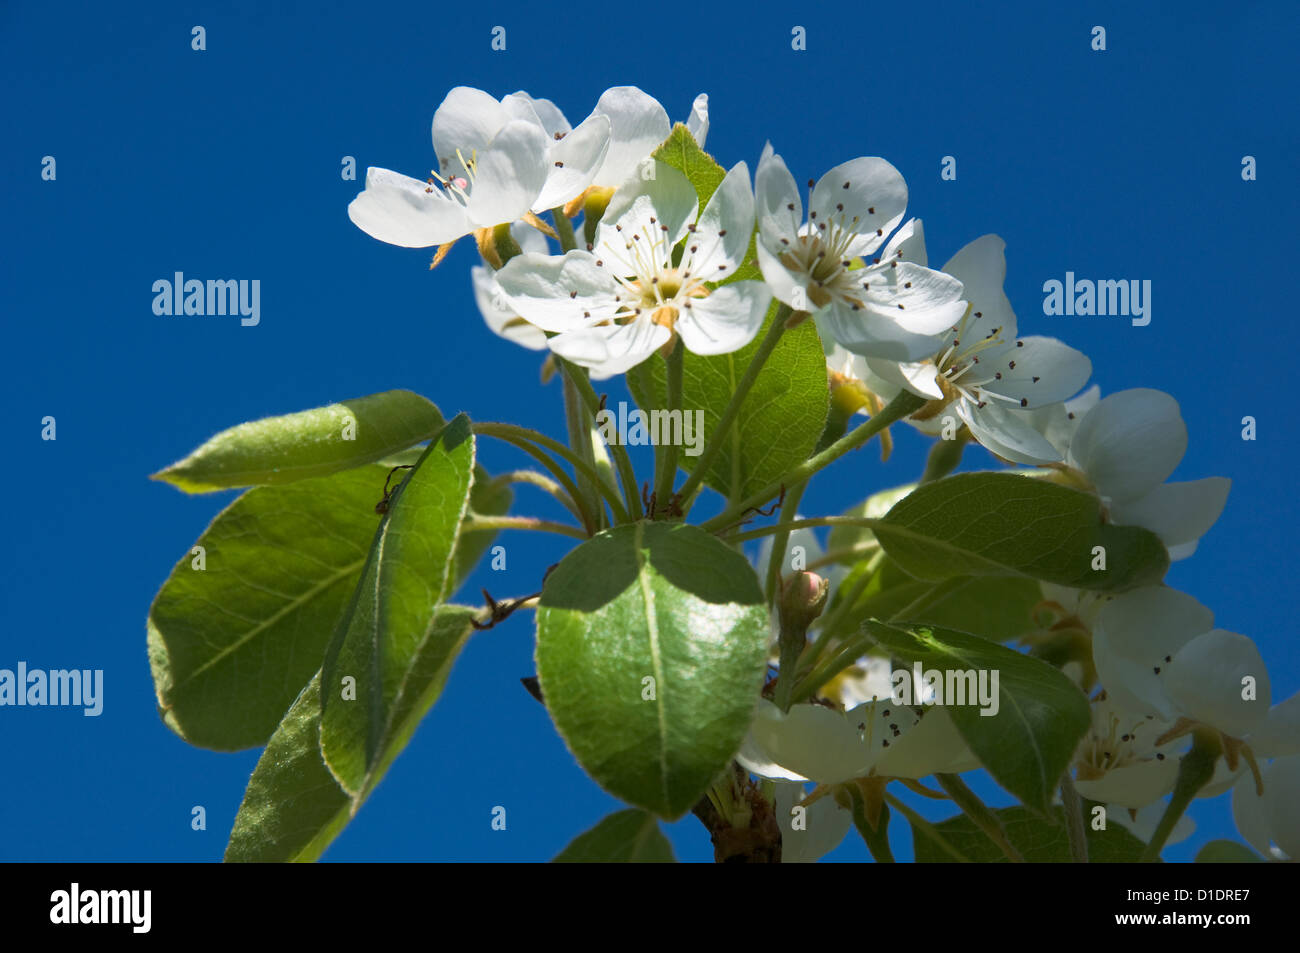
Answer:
(912, 806, 1147, 862)
(552, 809, 677, 863)
(152, 390, 444, 493)
(627, 308, 828, 501)
(536, 521, 770, 820)
(450, 465, 513, 595)
(320, 415, 476, 797)
(865, 620, 1090, 814)
(225, 605, 477, 862)
(148, 464, 398, 751)
(652, 123, 726, 209)
(826, 483, 917, 558)
(1195, 840, 1264, 863)
(873, 472, 1169, 592)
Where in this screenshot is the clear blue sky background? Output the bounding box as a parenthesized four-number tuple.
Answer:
(2, 1, 1295, 862)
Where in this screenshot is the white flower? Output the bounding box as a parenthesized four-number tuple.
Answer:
(755, 147, 966, 360)
(737, 697, 977, 785)
(494, 160, 770, 375)
(348, 86, 610, 248)
(1054, 388, 1231, 560)
(1092, 587, 1270, 740)
(865, 235, 1092, 464)
(769, 782, 853, 863)
(586, 87, 706, 189)
(1232, 753, 1300, 860)
(1072, 694, 1184, 808)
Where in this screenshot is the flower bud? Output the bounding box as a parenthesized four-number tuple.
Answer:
(779, 571, 829, 634)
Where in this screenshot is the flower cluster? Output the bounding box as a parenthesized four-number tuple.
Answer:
(349, 85, 1289, 863)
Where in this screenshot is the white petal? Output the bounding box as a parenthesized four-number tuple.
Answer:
(959, 401, 1065, 465)
(866, 357, 944, 400)
(874, 707, 979, 778)
(549, 320, 667, 377)
(1231, 771, 1275, 856)
(506, 91, 570, 137)
(348, 167, 472, 247)
(1165, 629, 1270, 738)
(1093, 587, 1214, 718)
(822, 297, 949, 363)
(1075, 759, 1178, 808)
(749, 700, 875, 784)
(1249, 690, 1300, 757)
(861, 262, 968, 336)
(1027, 384, 1100, 456)
(691, 161, 754, 273)
(463, 119, 550, 227)
(736, 735, 810, 782)
(755, 142, 801, 248)
(676, 281, 771, 355)
(881, 217, 928, 266)
(598, 161, 698, 256)
(810, 157, 908, 258)
(1068, 389, 1187, 503)
(431, 86, 509, 173)
(533, 113, 611, 212)
(590, 86, 671, 187)
(982, 336, 1092, 409)
(770, 783, 852, 863)
(471, 265, 549, 350)
(1108, 478, 1230, 551)
(756, 237, 808, 309)
(495, 250, 619, 332)
(1110, 802, 1196, 845)
(940, 235, 1016, 334)
(1264, 756, 1300, 858)
(686, 93, 709, 149)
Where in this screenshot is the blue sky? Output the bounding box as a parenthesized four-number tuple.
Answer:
(2, 0, 1296, 861)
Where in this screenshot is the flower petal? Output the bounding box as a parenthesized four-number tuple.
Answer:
(676, 281, 771, 356)
(533, 112, 610, 212)
(771, 783, 852, 862)
(472, 265, 549, 350)
(431, 86, 509, 173)
(810, 157, 908, 258)
(598, 160, 698, 257)
(755, 142, 801, 249)
(549, 320, 668, 378)
(692, 161, 755, 273)
(959, 401, 1065, 465)
(1165, 629, 1270, 738)
(749, 700, 875, 785)
(881, 217, 928, 266)
(464, 119, 550, 227)
(590, 86, 670, 187)
(495, 249, 619, 331)
(348, 167, 472, 247)
(1108, 478, 1230, 552)
(686, 93, 709, 149)
(1068, 389, 1187, 503)
(982, 335, 1092, 409)
(940, 235, 1016, 335)
(1249, 690, 1300, 757)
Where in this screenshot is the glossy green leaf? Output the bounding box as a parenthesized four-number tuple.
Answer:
(152, 390, 444, 493)
(865, 620, 1090, 814)
(552, 809, 677, 863)
(627, 308, 828, 501)
(874, 472, 1169, 592)
(1195, 840, 1263, 863)
(912, 806, 1147, 862)
(536, 521, 769, 820)
(148, 464, 398, 751)
(320, 415, 476, 796)
(225, 605, 477, 862)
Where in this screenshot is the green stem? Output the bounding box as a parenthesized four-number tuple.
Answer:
(560, 358, 643, 520)
(702, 390, 925, 533)
(848, 789, 895, 863)
(551, 207, 577, 252)
(461, 515, 586, 540)
(763, 480, 808, 604)
(920, 432, 967, 483)
(490, 470, 583, 523)
(1059, 771, 1089, 863)
(883, 793, 971, 862)
(806, 548, 885, 662)
(562, 365, 605, 531)
(801, 542, 879, 574)
(935, 773, 1024, 863)
(1139, 730, 1221, 863)
(677, 309, 790, 514)
(724, 515, 889, 546)
(472, 422, 629, 527)
(653, 342, 685, 509)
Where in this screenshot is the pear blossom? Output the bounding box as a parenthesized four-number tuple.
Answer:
(1092, 587, 1271, 741)
(1051, 389, 1231, 560)
(737, 697, 978, 786)
(1072, 694, 1184, 808)
(348, 86, 610, 249)
(494, 160, 771, 375)
(471, 224, 551, 350)
(755, 147, 967, 360)
(863, 235, 1092, 464)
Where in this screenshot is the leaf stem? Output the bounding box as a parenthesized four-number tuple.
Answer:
(935, 773, 1024, 863)
(763, 480, 808, 604)
(551, 207, 578, 253)
(560, 358, 643, 519)
(461, 515, 586, 540)
(883, 792, 971, 862)
(490, 469, 583, 523)
(677, 308, 790, 513)
(562, 364, 605, 531)
(701, 390, 926, 533)
(1059, 771, 1090, 863)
